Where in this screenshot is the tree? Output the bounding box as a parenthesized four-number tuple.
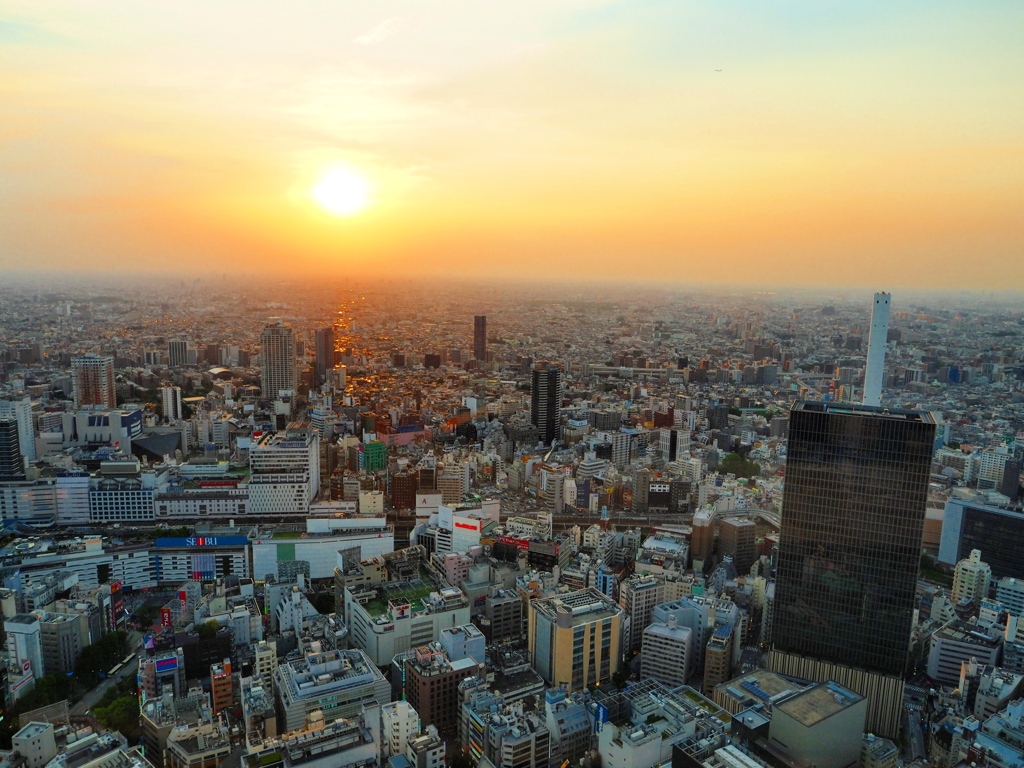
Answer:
(134, 604, 160, 627)
(312, 592, 335, 615)
(719, 452, 760, 479)
(196, 620, 220, 640)
(95, 695, 140, 741)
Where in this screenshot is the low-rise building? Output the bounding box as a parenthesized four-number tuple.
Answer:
(273, 648, 389, 733)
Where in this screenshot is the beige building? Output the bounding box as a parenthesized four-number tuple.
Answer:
(952, 549, 992, 605)
(768, 682, 868, 768)
(528, 587, 622, 692)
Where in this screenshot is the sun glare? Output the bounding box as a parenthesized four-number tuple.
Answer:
(312, 168, 370, 217)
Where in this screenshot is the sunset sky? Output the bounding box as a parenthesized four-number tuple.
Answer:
(2, 1, 1022, 287)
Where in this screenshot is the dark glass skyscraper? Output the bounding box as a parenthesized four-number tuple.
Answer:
(0, 419, 25, 481)
(769, 401, 935, 737)
(531, 362, 562, 447)
(314, 327, 334, 388)
(473, 315, 487, 362)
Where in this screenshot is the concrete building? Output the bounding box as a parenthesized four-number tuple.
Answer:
(713, 670, 811, 715)
(403, 645, 480, 739)
(974, 667, 1024, 722)
(768, 682, 868, 768)
(141, 688, 216, 767)
(166, 718, 233, 768)
(999, 578, 1024, 618)
(860, 733, 899, 768)
(641, 612, 693, 689)
(704, 624, 735, 696)
(544, 687, 593, 768)
(438, 624, 486, 665)
(260, 320, 297, 398)
(249, 425, 320, 515)
(953, 549, 993, 605)
(407, 725, 446, 768)
(484, 588, 524, 645)
(528, 587, 622, 692)
(244, 705, 382, 768)
(344, 576, 470, 666)
(38, 612, 89, 675)
(273, 648, 389, 733)
(161, 386, 184, 422)
(928, 621, 1003, 686)
(619, 573, 666, 656)
(210, 659, 233, 716)
(719, 517, 756, 578)
(6, 613, 43, 680)
(72, 354, 116, 409)
(940, 498, 1024, 581)
(381, 700, 420, 761)
(12, 722, 57, 768)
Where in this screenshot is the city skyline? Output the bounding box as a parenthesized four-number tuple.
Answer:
(2, 2, 1022, 287)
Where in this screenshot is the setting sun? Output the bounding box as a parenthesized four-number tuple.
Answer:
(312, 168, 370, 217)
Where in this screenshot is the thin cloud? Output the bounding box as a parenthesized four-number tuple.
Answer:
(354, 17, 414, 46)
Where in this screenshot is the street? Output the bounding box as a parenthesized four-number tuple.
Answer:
(69, 631, 142, 717)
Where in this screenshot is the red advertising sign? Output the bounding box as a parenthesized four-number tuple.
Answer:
(497, 536, 530, 551)
(160, 608, 173, 628)
(454, 521, 479, 531)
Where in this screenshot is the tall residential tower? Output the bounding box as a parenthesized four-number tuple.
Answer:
(259, 320, 297, 398)
(71, 354, 116, 409)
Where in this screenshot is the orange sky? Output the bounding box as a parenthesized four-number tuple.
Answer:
(1, 2, 1022, 287)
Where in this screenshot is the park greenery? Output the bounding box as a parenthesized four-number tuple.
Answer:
(719, 452, 761, 479)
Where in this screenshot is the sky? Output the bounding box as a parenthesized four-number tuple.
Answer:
(1, 1, 1022, 287)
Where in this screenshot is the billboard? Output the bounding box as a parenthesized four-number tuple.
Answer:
(160, 608, 172, 628)
(155, 536, 248, 547)
(497, 536, 530, 551)
(155, 657, 178, 673)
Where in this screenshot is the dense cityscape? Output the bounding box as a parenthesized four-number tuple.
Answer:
(0, 278, 1022, 768)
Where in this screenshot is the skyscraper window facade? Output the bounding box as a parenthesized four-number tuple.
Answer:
(314, 327, 334, 388)
(531, 362, 562, 447)
(473, 315, 487, 362)
(71, 354, 116, 409)
(260, 320, 297, 398)
(769, 401, 935, 737)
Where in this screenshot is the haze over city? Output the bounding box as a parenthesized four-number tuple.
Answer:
(2, 1, 1022, 285)
(3, 5, 1024, 768)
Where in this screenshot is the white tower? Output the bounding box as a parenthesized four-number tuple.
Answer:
(863, 292, 890, 408)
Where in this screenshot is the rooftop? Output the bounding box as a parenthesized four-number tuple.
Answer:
(719, 672, 807, 710)
(774, 682, 863, 728)
(795, 400, 936, 424)
(532, 587, 622, 623)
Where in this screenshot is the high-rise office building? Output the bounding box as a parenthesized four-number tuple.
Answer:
(768, 401, 936, 738)
(531, 362, 562, 447)
(0, 420, 26, 481)
(0, 397, 35, 464)
(259, 320, 297, 398)
(528, 588, 621, 692)
(314, 327, 335, 388)
(161, 386, 183, 422)
(167, 339, 189, 368)
(473, 315, 487, 361)
(72, 354, 116, 409)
